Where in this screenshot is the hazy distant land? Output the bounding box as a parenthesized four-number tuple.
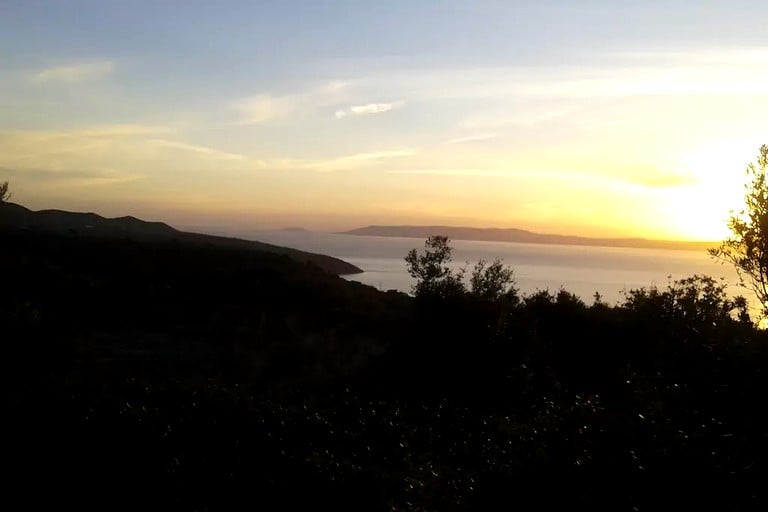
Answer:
(342, 225, 716, 251)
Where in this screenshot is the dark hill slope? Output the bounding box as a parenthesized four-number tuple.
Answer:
(0, 202, 361, 275)
(1, 227, 409, 385)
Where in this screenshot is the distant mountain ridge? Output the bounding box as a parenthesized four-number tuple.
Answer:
(0, 202, 362, 275)
(342, 225, 716, 252)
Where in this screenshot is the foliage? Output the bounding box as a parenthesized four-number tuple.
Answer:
(469, 258, 518, 302)
(621, 274, 750, 327)
(405, 236, 518, 302)
(709, 144, 768, 315)
(5, 228, 768, 510)
(404, 235, 466, 298)
(0, 181, 9, 202)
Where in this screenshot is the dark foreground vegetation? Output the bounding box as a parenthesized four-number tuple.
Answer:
(3, 219, 768, 511)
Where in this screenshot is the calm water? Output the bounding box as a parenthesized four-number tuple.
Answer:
(241, 230, 744, 306)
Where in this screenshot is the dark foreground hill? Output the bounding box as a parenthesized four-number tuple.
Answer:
(0, 202, 362, 275)
(2, 225, 410, 508)
(343, 224, 715, 251)
(3, 219, 768, 510)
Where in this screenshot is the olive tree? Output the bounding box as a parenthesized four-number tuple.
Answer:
(405, 236, 517, 301)
(405, 236, 466, 298)
(469, 258, 518, 302)
(709, 145, 768, 315)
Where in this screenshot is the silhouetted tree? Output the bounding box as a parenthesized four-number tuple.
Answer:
(710, 145, 768, 315)
(405, 235, 466, 298)
(469, 258, 518, 302)
(406, 237, 519, 303)
(0, 181, 9, 202)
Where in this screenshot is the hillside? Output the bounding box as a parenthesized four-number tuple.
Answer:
(343, 225, 715, 251)
(0, 202, 362, 275)
(3, 214, 768, 510)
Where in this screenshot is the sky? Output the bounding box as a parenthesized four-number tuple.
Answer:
(2, 0, 768, 240)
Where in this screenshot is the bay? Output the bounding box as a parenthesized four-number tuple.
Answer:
(242, 230, 745, 307)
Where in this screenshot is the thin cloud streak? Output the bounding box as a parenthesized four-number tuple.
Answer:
(306, 149, 415, 172)
(334, 101, 403, 119)
(354, 47, 768, 101)
(231, 81, 348, 125)
(32, 61, 115, 83)
(0, 125, 255, 185)
(1, 165, 144, 187)
(390, 168, 512, 177)
(148, 139, 246, 161)
(230, 94, 290, 125)
(444, 133, 499, 144)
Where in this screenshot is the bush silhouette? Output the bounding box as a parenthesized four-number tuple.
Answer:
(0, 181, 10, 202)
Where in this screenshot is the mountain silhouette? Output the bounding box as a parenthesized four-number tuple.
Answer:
(342, 225, 715, 251)
(0, 202, 362, 275)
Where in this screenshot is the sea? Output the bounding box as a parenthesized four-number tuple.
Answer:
(240, 230, 748, 308)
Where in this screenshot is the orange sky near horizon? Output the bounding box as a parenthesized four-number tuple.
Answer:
(6, 134, 754, 242)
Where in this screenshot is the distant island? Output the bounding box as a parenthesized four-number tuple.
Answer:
(341, 225, 716, 252)
(0, 202, 362, 275)
(282, 227, 309, 232)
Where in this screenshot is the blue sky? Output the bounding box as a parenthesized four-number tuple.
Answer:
(2, 1, 768, 238)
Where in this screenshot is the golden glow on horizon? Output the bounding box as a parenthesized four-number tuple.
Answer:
(660, 139, 754, 241)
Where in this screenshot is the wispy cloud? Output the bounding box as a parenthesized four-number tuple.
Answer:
(0, 124, 258, 189)
(305, 149, 415, 172)
(0, 122, 420, 182)
(0, 124, 170, 164)
(231, 81, 347, 125)
(76, 171, 144, 187)
(444, 133, 498, 144)
(351, 47, 768, 104)
(334, 101, 404, 119)
(32, 61, 115, 84)
(148, 139, 245, 161)
(230, 94, 292, 125)
(69, 124, 170, 137)
(390, 168, 512, 177)
(1, 165, 143, 188)
(329, 149, 414, 162)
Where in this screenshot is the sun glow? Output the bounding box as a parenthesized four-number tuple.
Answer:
(659, 140, 755, 241)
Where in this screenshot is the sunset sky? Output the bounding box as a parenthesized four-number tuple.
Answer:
(2, 1, 768, 240)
